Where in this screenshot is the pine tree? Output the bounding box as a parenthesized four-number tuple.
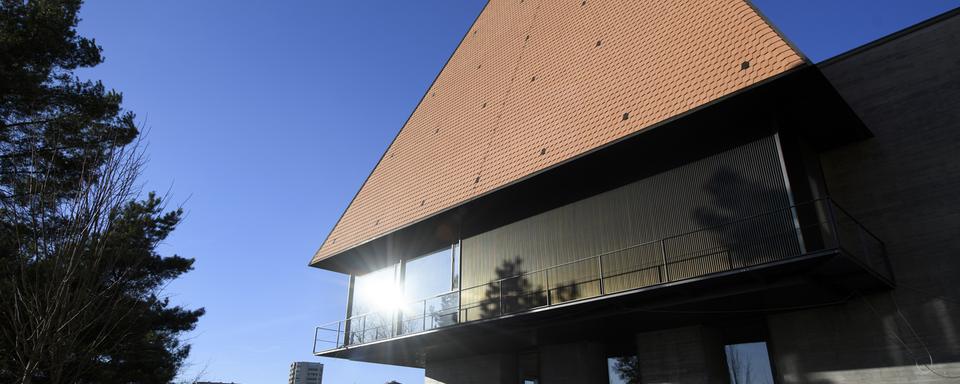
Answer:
(0, 1, 203, 383)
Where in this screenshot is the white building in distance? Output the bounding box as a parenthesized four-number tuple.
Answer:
(288, 362, 323, 384)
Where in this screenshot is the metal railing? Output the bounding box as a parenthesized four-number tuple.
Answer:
(314, 198, 888, 354)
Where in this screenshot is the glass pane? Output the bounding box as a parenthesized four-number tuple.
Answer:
(724, 342, 776, 384)
(400, 291, 459, 334)
(403, 247, 454, 301)
(400, 247, 458, 334)
(351, 264, 400, 316)
(349, 264, 400, 344)
(452, 243, 461, 289)
(607, 356, 640, 384)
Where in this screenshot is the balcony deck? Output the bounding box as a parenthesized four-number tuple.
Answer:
(313, 199, 893, 365)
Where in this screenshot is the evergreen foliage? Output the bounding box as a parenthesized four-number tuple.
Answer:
(0, 1, 203, 383)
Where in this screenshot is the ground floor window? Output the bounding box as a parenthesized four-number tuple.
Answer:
(519, 350, 539, 384)
(724, 342, 776, 384)
(606, 355, 640, 384)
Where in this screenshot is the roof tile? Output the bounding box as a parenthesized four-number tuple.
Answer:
(312, 0, 804, 265)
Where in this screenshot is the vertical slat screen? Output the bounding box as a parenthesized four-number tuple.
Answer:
(461, 136, 795, 317)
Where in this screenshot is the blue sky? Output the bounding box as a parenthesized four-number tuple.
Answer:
(74, 1, 958, 383)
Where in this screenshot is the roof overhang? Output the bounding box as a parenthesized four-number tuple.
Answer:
(311, 66, 871, 274)
(312, 0, 812, 266)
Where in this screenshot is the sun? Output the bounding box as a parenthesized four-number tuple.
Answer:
(361, 277, 405, 314)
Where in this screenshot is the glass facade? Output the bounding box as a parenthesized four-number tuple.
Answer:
(403, 246, 457, 301)
(348, 264, 400, 344)
(400, 244, 460, 334)
(348, 244, 461, 338)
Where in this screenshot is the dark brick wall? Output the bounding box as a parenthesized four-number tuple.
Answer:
(539, 342, 607, 384)
(767, 9, 960, 384)
(425, 353, 518, 384)
(635, 326, 728, 384)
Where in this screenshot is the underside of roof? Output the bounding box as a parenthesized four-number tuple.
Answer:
(312, 0, 805, 266)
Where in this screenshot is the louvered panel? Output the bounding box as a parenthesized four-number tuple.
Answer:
(461, 136, 793, 306)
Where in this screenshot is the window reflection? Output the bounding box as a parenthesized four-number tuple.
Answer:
(724, 342, 775, 384)
(404, 247, 455, 301)
(607, 355, 640, 384)
(347, 244, 462, 341)
(349, 264, 399, 344)
(452, 242, 460, 289)
(400, 245, 459, 334)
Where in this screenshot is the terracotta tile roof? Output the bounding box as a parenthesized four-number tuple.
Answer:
(312, 0, 805, 265)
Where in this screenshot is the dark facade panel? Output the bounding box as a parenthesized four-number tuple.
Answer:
(767, 9, 960, 381)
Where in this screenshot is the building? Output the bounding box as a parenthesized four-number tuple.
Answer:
(310, 1, 960, 383)
(289, 362, 323, 384)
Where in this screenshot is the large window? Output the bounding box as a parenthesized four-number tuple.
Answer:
(724, 342, 776, 384)
(346, 244, 462, 340)
(350, 263, 401, 315)
(400, 244, 460, 334)
(348, 263, 400, 344)
(403, 246, 458, 301)
(607, 355, 640, 384)
(519, 350, 539, 384)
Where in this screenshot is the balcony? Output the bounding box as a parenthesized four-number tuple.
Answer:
(313, 198, 892, 357)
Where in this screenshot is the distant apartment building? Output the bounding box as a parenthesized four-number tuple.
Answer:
(310, 1, 960, 383)
(288, 362, 323, 384)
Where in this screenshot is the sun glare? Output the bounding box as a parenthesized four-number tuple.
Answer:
(360, 277, 404, 313)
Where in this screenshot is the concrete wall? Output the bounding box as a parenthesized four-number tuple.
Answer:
(424, 343, 608, 384)
(636, 326, 728, 384)
(539, 342, 607, 384)
(424, 326, 731, 384)
(767, 10, 960, 384)
(425, 353, 518, 384)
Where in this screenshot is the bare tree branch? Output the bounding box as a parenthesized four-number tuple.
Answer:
(0, 133, 153, 384)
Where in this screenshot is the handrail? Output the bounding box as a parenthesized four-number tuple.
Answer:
(828, 200, 885, 244)
(313, 198, 888, 353)
(330, 201, 819, 324)
(455, 200, 821, 294)
(464, 202, 810, 290)
(330, 289, 459, 325)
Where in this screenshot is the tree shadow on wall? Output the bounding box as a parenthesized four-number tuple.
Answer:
(472, 259, 580, 319)
(689, 167, 802, 272)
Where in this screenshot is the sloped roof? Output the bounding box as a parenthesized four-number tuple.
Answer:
(312, 0, 805, 265)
